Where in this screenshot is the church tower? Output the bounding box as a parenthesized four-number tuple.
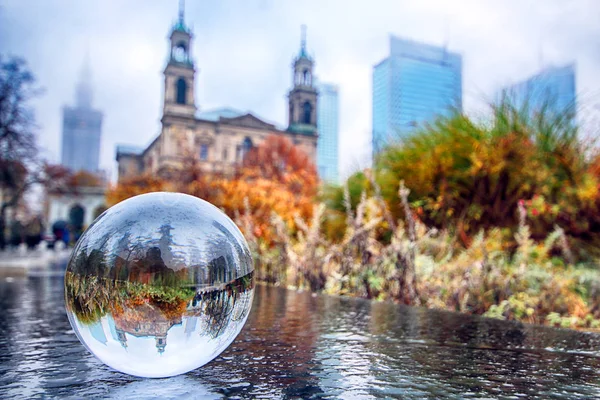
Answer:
(163, 0, 196, 118)
(287, 26, 318, 135)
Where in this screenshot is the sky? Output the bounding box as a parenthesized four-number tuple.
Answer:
(1, 0, 599, 180)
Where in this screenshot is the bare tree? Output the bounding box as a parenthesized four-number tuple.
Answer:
(0, 56, 47, 248)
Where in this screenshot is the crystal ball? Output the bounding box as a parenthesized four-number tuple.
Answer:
(64, 192, 254, 378)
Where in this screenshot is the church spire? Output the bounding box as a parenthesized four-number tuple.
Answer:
(179, 0, 185, 24)
(298, 25, 310, 60)
(300, 25, 307, 55)
(172, 0, 190, 34)
(75, 51, 93, 109)
(164, 0, 196, 117)
(288, 24, 317, 134)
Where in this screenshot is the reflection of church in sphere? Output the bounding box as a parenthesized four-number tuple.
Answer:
(113, 302, 183, 354)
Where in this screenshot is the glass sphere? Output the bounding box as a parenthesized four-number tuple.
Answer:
(64, 192, 254, 378)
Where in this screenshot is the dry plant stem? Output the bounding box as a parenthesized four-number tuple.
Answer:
(555, 224, 575, 265)
(396, 180, 419, 305)
(366, 169, 397, 232)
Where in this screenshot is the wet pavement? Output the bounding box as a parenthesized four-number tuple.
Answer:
(1, 276, 600, 399)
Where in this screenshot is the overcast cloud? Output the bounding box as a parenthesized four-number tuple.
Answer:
(1, 0, 599, 179)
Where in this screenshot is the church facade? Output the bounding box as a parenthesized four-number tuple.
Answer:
(116, 10, 318, 181)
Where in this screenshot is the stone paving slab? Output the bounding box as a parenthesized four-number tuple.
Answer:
(0, 247, 72, 277)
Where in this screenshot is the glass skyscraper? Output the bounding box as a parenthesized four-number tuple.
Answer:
(499, 64, 576, 116)
(316, 82, 339, 183)
(61, 58, 103, 173)
(372, 36, 462, 154)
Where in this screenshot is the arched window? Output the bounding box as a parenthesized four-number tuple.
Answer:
(303, 69, 309, 85)
(303, 101, 312, 124)
(176, 78, 186, 104)
(240, 137, 253, 160)
(173, 42, 187, 62)
(243, 137, 253, 149)
(69, 204, 85, 233)
(200, 144, 208, 161)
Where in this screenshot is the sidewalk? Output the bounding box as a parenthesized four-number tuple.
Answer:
(0, 244, 72, 277)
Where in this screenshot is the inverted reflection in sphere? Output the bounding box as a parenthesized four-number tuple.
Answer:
(64, 192, 254, 378)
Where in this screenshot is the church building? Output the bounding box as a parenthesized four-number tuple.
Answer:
(116, 7, 318, 181)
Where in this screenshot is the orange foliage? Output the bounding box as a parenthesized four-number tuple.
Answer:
(106, 174, 169, 206)
(105, 136, 318, 242)
(589, 153, 600, 179)
(42, 163, 71, 193)
(68, 170, 104, 188)
(243, 134, 318, 189)
(213, 175, 315, 241)
(217, 136, 318, 240)
(43, 166, 104, 194)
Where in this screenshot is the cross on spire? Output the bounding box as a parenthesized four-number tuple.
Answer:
(301, 24, 307, 52)
(179, 0, 185, 23)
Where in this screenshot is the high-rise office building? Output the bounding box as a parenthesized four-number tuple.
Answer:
(498, 64, 576, 116)
(316, 82, 339, 183)
(61, 57, 103, 172)
(372, 36, 462, 154)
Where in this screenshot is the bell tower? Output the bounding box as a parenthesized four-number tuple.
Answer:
(287, 25, 318, 135)
(163, 0, 196, 118)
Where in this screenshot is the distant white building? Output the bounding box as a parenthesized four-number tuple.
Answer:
(45, 186, 107, 230)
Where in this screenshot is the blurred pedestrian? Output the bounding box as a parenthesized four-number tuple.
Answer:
(9, 220, 24, 248)
(25, 216, 43, 249)
(52, 220, 68, 245)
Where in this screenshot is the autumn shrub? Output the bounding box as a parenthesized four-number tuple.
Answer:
(323, 99, 598, 255)
(68, 170, 105, 187)
(102, 116, 600, 330)
(106, 135, 318, 244)
(106, 174, 169, 206)
(247, 182, 600, 330)
(211, 135, 318, 242)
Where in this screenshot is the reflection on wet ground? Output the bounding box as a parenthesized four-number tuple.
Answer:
(1, 277, 600, 399)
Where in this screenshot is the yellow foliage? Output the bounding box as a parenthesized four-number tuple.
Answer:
(106, 174, 170, 206)
(105, 136, 318, 244)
